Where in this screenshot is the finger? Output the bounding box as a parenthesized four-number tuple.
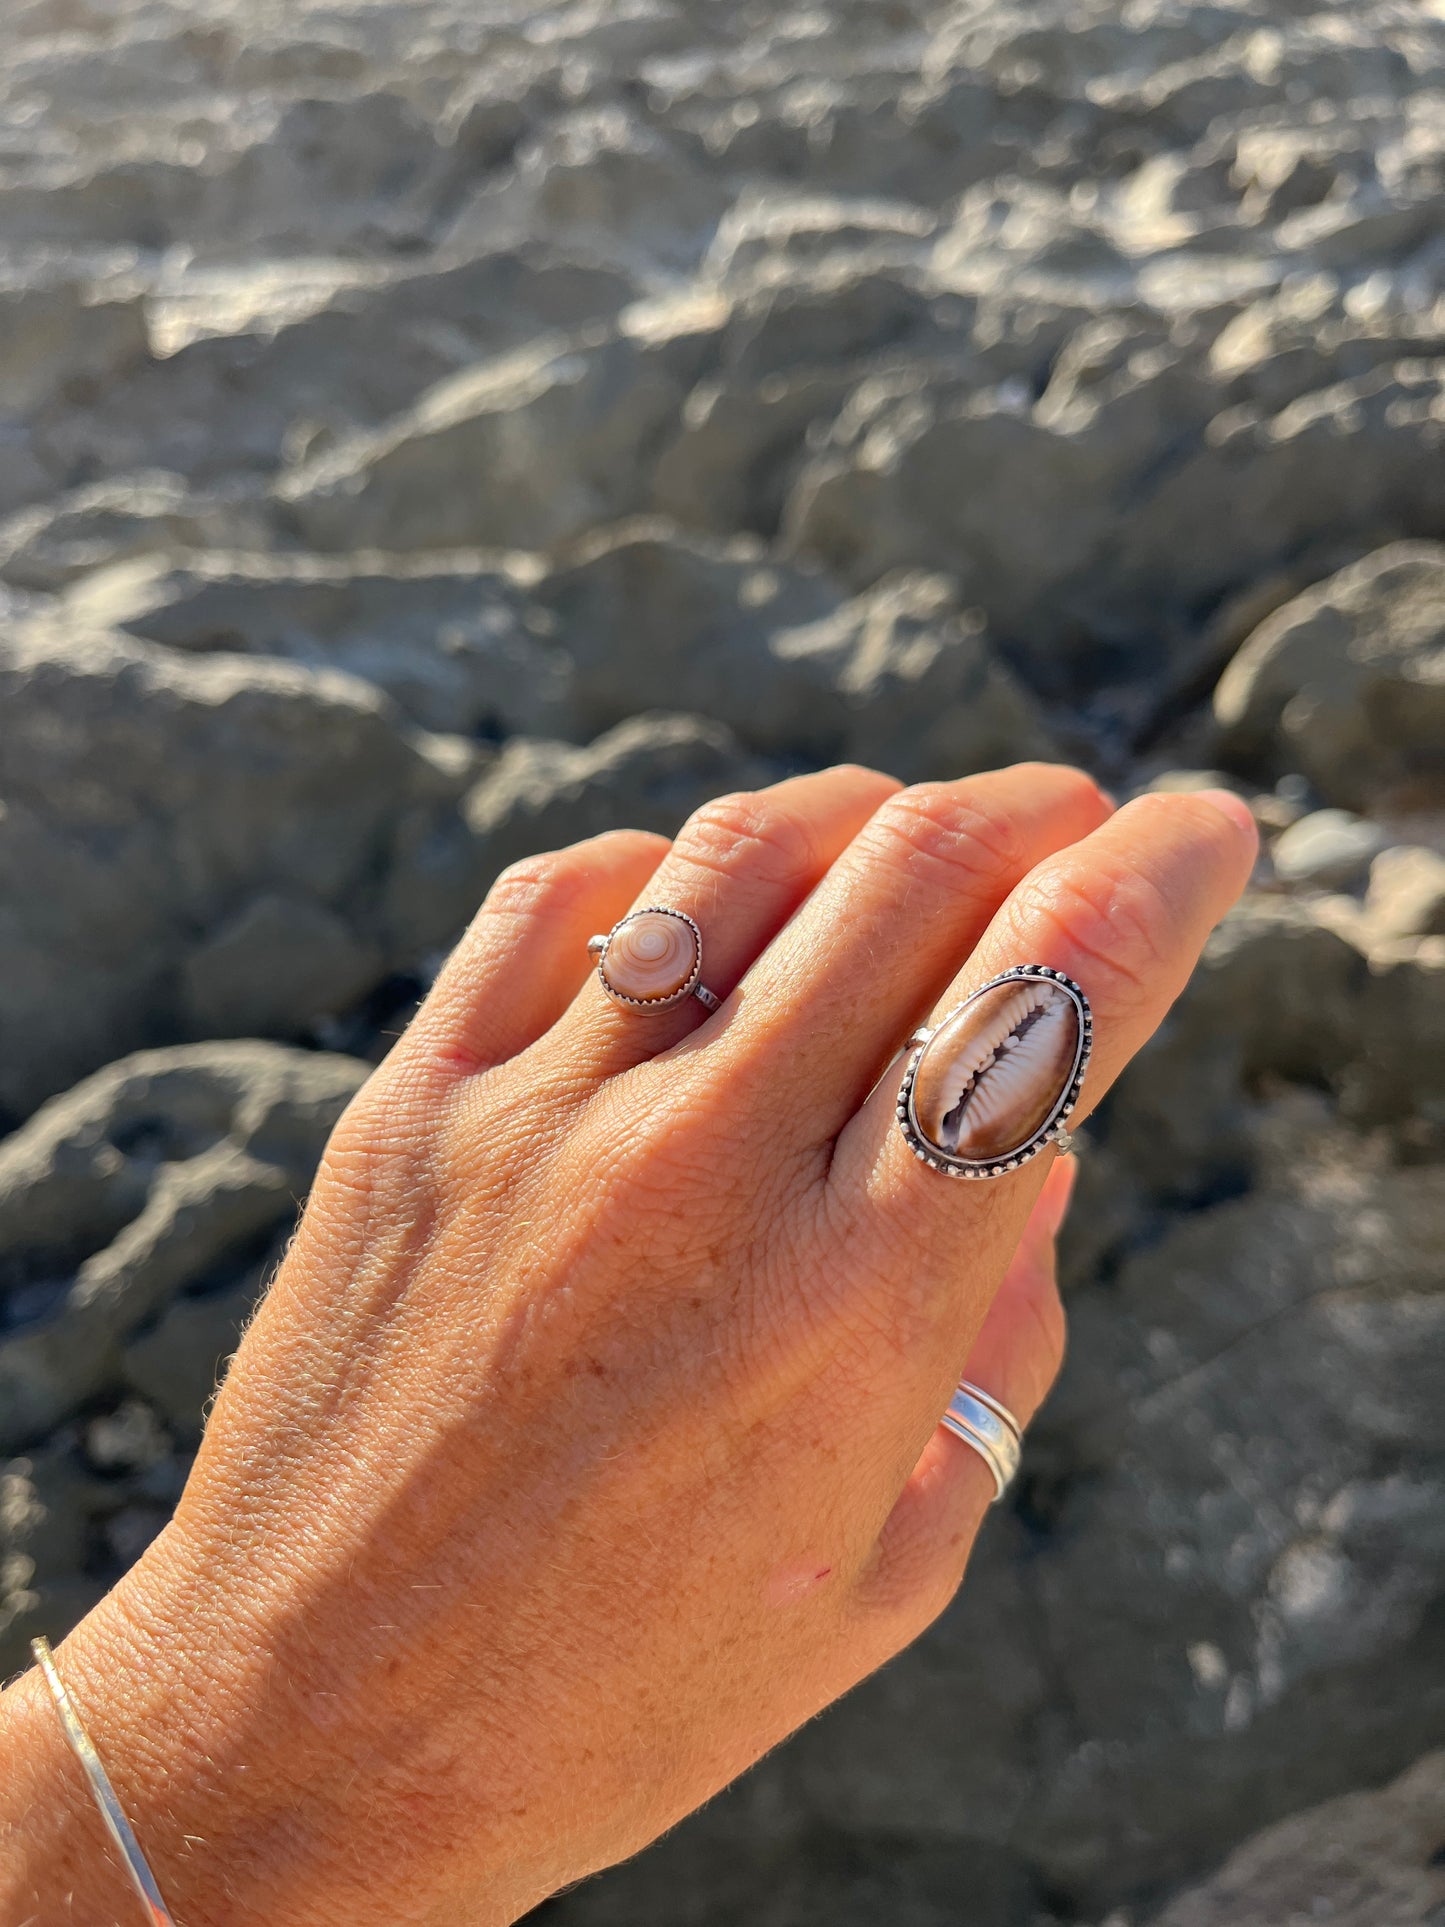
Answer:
(830, 789, 1257, 1349)
(688, 765, 1114, 1144)
(852, 1155, 1073, 1627)
(542, 764, 901, 1083)
(402, 829, 670, 1078)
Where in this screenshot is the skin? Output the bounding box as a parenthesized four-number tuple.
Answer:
(0, 763, 1257, 1927)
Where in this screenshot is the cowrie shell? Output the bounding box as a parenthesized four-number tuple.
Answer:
(900, 967, 1090, 1176)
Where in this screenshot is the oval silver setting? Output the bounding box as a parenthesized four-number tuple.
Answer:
(895, 964, 1092, 1179)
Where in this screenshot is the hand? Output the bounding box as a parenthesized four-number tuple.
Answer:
(0, 764, 1256, 1927)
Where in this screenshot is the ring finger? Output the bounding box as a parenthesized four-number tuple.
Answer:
(541, 764, 901, 1084)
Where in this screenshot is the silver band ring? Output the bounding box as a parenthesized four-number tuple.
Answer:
(588, 908, 720, 1013)
(939, 1381, 1023, 1501)
(897, 964, 1092, 1179)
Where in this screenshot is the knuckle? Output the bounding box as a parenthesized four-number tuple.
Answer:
(1007, 859, 1173, 1001)
(586, 825, 672, 867)
(865, 783, 1028, 894)
(1012, 760, 1109, 810)
(1131, 788, 1238, 847)
(828, 760, 903, 801)
(863, 1500, 976, 1640)
(484, 849, 579, 919)
(674, 790, 821, 891)
(483, 829, 668, 925)
(898, 1536, 973, 1635)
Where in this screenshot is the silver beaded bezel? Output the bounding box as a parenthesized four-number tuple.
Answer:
(596, 906, 704, 1010)
(896, 964, 1092, 1179)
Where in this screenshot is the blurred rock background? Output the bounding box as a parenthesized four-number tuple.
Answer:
(1, 0, 1442, 1921)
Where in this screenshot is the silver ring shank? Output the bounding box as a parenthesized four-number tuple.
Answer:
(939, 1384, 1024, 1501)
(957, 1382, 1022, 1443)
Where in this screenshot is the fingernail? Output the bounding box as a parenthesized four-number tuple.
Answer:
(1193, 787, 1258, 841)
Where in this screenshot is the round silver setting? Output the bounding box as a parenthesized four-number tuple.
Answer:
(895, 963, 1092, 1179)
(588, 906, 713, 1012)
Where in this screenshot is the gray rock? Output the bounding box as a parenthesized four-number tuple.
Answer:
(0, 1041, 368, 1453)
(703, 192, 938, 284)
(1215, 544, 1445, 811)
(1144, 1751, 1445, 1927)
(529, 524, 1054, 777)
(1344, 936, 1445, 1136)
(769, 568, 1056, 781)
(62, 526, 1055, 778)
(1099, 894, 1371, 1198)
(181, 895, 384, 1039)
(528, 521, 838, 739)
(651, 362, 860, 539)
(0, 620, 481, 1121)
(0, 91, 451, 259)
(1272, 809, 1388, 888)
(0, 475, 275, 594)
(1365, 845, 1445, 940)
(0, 273, 152, 517)
(0, 1041, 367, 1675)
(1016, 1121, 1445, 1906)
(275, 317, 717, 554)
(46, 249, 637, 491)
(56, 550, 560, 737)
(786, 342, 1445, 685)
(463, 713, 776, 881)
(211, 91, 451, 253)
(447, 109, 730, 273)
(0, 272, 148, 420)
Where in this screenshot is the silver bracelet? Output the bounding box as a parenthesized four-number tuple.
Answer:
(30, 1635, 178, 1926)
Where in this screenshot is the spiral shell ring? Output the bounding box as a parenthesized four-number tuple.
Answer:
(587, 907, 721, 1013)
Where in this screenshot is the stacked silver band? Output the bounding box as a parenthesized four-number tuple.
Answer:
(939, 1382, 1023, 1501)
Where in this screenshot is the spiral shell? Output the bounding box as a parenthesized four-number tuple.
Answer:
(600, 909, 701, 1005)
(909, 972, 1085, 1167)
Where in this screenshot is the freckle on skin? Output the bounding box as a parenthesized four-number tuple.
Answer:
(764, 1560, 834, 1607)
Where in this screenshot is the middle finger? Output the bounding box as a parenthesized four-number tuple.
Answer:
(693, 763, 1114, 1137)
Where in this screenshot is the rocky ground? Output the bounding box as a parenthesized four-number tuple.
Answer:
(2, 0, 1443, 1921)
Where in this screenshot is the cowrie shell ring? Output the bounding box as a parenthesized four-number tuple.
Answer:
(588, 908, 721, 1013)
(897, 964, 1091, 1178)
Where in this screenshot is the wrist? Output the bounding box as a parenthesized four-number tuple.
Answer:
(0, 1524, 342, 1927)
(1, 1520, 536, 1927)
